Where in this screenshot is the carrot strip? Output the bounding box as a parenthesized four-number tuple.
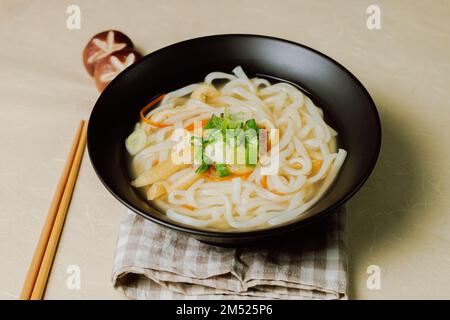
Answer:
(140, 94, 173, 128)
(310, 159, 323, 176)
(182, 204, 195, 210)
(260, 175, 285, 194)
(261, 175, 268, 189)
(205, 170, 252, 182)
(185, 119, 208, 131)
(144, 118, 173, 128)
(236, 172, 252, 180)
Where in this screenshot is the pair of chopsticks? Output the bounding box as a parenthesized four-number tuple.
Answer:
(20, 120, 87, 300)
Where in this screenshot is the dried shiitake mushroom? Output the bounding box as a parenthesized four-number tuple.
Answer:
(83, 30, 133, 76)
(93, 48, 142, 92)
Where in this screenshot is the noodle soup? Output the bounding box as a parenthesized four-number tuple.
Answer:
(126, 67, 346, 231)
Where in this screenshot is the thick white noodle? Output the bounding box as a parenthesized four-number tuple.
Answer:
(232, 66, 249, 80)
(127, 67, 347, 231)
(205, 72, 236, 85)
(268, 149, 347, 225)
(161, 84, 200, 105)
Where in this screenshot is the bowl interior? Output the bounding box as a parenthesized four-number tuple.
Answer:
(87, 34, 381, 241)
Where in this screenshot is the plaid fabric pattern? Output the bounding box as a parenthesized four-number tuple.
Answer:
(112, 206, 347, 300)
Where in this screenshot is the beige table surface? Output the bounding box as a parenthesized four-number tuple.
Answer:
(1, 0, 449, 300)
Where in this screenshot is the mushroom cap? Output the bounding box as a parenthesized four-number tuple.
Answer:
(83, 30, 134, 76)
(93, 48, 142, 92)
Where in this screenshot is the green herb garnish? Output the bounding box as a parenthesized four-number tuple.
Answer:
(195, 163, 210, 174)
(245, 119, 258, 131)
(195, 110, 260, 176)
(215, 163, 230, 177)
(203, 114, 223, 130)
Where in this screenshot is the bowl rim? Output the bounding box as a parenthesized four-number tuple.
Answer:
(87, 33, 382, 238)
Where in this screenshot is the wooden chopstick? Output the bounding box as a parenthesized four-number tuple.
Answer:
(30, 122, 87, 299)
(20, 120, 87, 300)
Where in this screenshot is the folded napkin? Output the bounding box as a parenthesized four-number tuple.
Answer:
(112, 206, 347, 300)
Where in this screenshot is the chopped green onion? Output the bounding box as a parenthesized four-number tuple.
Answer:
(203, 128, 222, 144)
(195, 163, 210, 174)
(215, 163, 230, 177)
(223, 107, 230, 120)
(200, 113, 260, 170)
(204, 114, 223, 129)
(245, 119, 258, 131)
(244, 120, 259, 166)
(227, 119, 243, 129)
(246, 136, 259, 165)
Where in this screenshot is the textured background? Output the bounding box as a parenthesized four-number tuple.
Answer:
(0, 0, 449, 299)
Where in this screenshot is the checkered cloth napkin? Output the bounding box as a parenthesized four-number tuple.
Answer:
(112, 206, 347, 299)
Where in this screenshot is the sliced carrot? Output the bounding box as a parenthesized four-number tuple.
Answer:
(140, 94, 173, 128)
(205, 168, 252, 182)
(261, 175, 268, 189)
(260, 175, 285, 195)
(144, 118, 173, 128)
(311, 159, 323, 176)
(182, 204, 195, 210)
(185, 119, 208, 131)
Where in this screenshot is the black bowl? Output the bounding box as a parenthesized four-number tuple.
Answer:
(87, 34, 381, 245)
